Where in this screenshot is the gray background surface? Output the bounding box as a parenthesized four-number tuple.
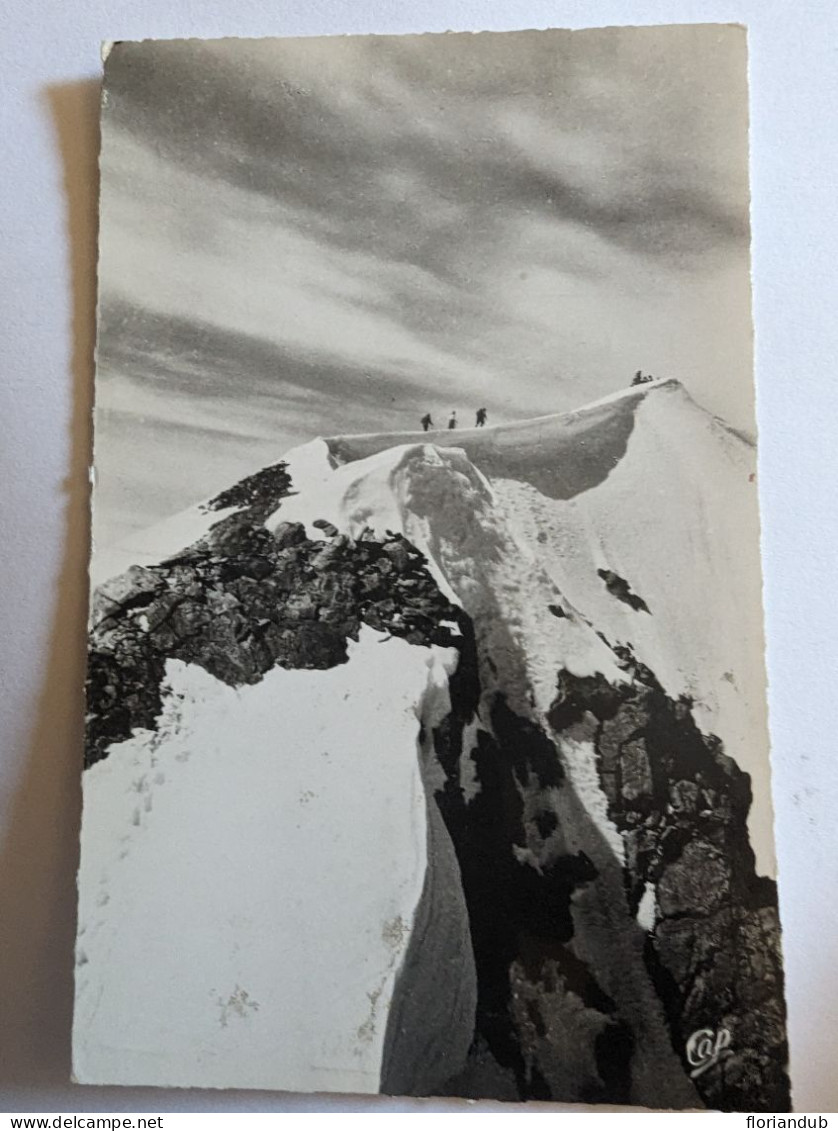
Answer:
(1, 0, 836, 1114)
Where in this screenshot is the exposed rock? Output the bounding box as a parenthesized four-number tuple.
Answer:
(508, 957, 629, 1104)
(429, 658, 630, 1103)
(85, 507, 462, 767)
(597, 569, 651, 614)
(619, 738, 653, 803)
(91, 565, 165, 627)
(549, 669, 624, 732)
(202, 461, 293, 522)
(657, 840, 730, 918)
(273, 520, 308, 549)
(546, 653, 789, 1111)
(312, 518, 339, 537)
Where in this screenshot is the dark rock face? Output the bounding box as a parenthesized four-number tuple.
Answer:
(400, 597, 788, 1109)
(202, 461, 294, 522)
(597, 569, 651, 614)
(85, 470, 461, 767)
(423, 621, 635, 1104)
(434, 705, 624, 1104)
(547, 650, 790, 1112)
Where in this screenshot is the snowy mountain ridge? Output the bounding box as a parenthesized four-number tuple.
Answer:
(75, 378, 788, 1109)
(273, 377, 772, 875)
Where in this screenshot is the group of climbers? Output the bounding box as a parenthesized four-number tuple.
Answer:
(417, 372, 660, 436)
(420, 407, 488, 432)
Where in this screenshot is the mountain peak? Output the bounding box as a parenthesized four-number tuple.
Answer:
(325, 376, 707, 502)
(326, 375, 688, 451)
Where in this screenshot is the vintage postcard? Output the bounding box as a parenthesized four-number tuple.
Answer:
(74, 27, 789, 1110)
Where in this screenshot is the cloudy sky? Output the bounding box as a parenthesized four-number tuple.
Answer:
(93, 25, 752, 548)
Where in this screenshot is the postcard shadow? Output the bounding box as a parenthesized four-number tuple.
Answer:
(0, 80, 98, 1092)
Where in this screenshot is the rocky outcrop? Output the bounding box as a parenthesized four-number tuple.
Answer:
(547, 646, 789, 1112)
(413, 617, 636, 1104)
(202, 460, 294, 522)
(597, 569, 651, 614)
(395, 610, 788, 1109)
(85, 467, 462, 767)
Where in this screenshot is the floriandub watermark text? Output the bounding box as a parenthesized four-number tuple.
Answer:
(746, 1119, 828, 1128)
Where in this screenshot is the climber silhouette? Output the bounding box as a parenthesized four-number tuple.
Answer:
(448, 411, 457, 430)
(475, 407, 487, 427)
(421, 413, 433, 432)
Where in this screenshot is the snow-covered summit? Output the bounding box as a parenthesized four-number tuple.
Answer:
(327, 376, 697, 501)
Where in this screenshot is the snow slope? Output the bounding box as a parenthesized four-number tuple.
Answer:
(74, 630, 474, 1092)
(321, 378, 774, 877)
(266, 440, 629, 856)
(494, 385, 773, 875)
(328, 379, 660, 503)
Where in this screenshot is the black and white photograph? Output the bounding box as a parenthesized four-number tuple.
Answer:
(74, 26, 789, 1111)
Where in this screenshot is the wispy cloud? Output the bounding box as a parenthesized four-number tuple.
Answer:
(94, 26, 754, 544)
